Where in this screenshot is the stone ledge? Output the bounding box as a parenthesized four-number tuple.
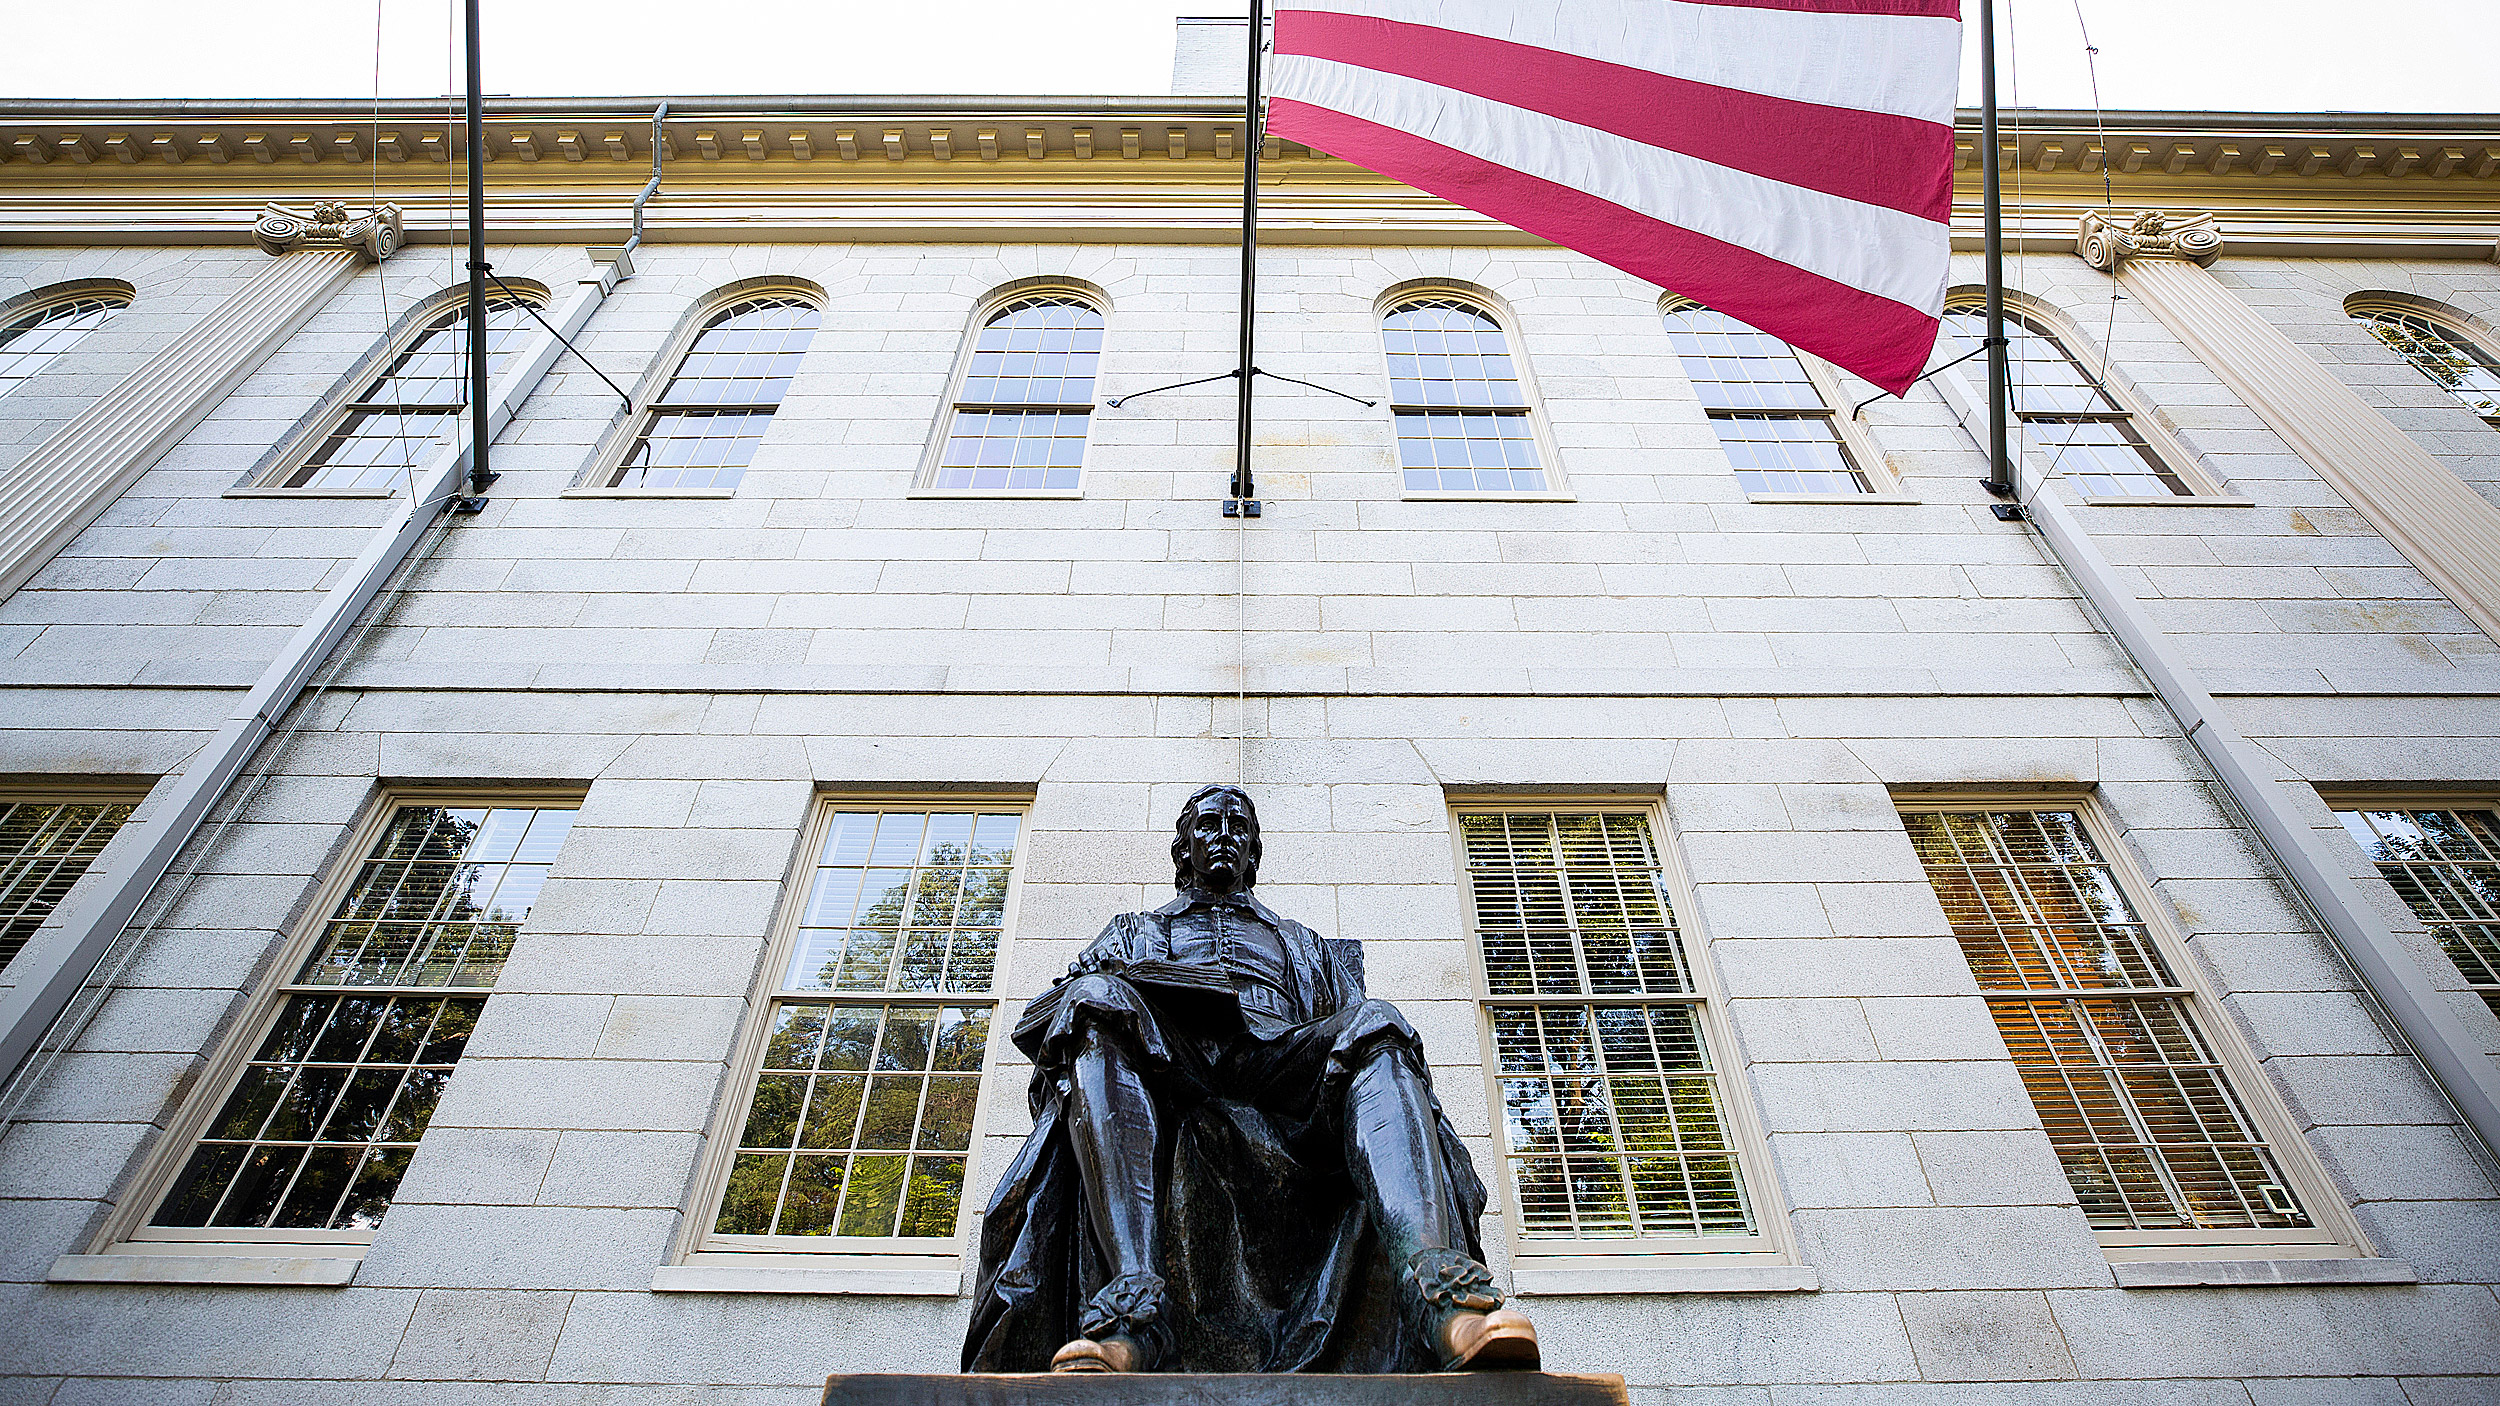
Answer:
(823, 1374, 1629, 1406)
(2110, 1257, 2418, 1289)
(1512, 1262, 1820, 1296)
(48, 1252, 359, 1287)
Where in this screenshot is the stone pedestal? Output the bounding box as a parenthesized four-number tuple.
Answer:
(822, 1375, 1629, 1406)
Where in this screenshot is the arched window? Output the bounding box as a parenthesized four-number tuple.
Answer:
(275, 291, 541, 492)
(926, 291, 1103, 493)
(605, 293, 821, 492)
(1381, 293, 1547, 494)
(1662, 299, 1873, 495)
(2349, 304, 2500, 425)
(1941, 299, 2191, 498)
(0, 286, 131, 400)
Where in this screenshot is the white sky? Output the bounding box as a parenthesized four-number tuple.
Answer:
(1, 0, 2490, 114)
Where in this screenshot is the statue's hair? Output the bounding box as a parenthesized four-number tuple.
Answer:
(1171, 783, 1261, 890)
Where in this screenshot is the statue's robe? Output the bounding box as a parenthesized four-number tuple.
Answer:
(961, 891, 1490, 1374)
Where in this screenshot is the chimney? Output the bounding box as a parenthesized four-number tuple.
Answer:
(1172, 15, 1250, 96)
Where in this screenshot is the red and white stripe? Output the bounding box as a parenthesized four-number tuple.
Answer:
(1267, 0, 1963, 395)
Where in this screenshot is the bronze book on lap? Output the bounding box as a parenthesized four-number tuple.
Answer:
(1014, 959, 1241, 1045)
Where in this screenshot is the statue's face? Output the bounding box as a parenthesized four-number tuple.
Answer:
(1183, 795, 1258, 893)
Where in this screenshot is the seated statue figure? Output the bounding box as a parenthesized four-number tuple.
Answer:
(962, 784, 1538, 1375)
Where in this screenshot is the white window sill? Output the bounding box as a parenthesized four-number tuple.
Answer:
(2111, 1258, 2416, 1289)
(560, 488, 739, 499)
(652, 1258, 962, 1296)
(2081, 494, 2254, 507)
(221, 487, 398, 499)
(1400, 491, 1575, 503)
(907, 488, 1086, 500)
(1745, 492, 1921, 505)
(50, 1251, 360, 1287)
(1510, 1261, 1817, 1296)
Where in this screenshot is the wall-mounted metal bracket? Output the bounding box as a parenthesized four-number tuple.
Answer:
(1223, 499, 1262, 518)
(1989, 501, 2025, 521)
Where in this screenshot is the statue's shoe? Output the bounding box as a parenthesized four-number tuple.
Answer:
(1050, 1335, 1150, 1373)
(1439, 1307, 1541, 1372)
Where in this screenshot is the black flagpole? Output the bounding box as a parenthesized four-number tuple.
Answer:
(463, 0, 494, 501)
(1977, 0, 2012, 500)
(1228, 0, 1266, 519)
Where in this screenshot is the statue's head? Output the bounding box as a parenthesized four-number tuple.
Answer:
(1171, 784, 1261, 894)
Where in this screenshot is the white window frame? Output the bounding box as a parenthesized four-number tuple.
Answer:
(2343, 293, 2500, 430)
(2319, 789, 2500, 1025)
(1659, 295, 1912, 504)
(0, 779, 150, 978)
(910, 278, 1108, 500)
(568, 276, 825, 499)
(1447, 797, 1794, 1285)
(237, 279, 550, 498)
(1943, 289, 2229, 505)
(664, 794, 1031, 1295)
(1376, 282, 1571, 503)
(87, 787, 584, 1263)
(0, 278, 134, 402)
(1895, 792, 2370, 1263)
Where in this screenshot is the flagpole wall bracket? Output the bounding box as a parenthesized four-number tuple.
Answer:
(1223, 499, 1262, 518)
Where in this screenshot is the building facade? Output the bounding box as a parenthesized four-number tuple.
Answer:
(0, 67, 2497, 1402)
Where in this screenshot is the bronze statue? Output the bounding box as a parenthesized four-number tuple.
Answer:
(963, 785, 1538, 1375)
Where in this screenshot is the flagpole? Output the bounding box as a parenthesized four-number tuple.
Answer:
(1977, 0, 2012, 499)
(463, 0, 494, 501)
(1228, 0, 1266, 518)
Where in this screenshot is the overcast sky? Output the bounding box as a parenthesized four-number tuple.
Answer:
(2, 0, 2489, 114)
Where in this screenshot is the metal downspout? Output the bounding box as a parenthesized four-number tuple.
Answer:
(1930, 360, 2500, 1170)
(0, 253, 633, 1091)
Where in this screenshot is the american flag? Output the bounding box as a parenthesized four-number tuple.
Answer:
(1267, 0, 1963, 395)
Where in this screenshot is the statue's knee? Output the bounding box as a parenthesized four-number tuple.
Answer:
(1061, 972, 1130, 1007)
(1352, 998, 1407, 1027)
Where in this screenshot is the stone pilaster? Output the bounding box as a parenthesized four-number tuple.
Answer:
(0, 202, 400, 600)
(2091, 210, 2500, 643)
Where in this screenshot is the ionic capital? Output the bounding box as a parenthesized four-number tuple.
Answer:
(2077, 209, 2224, 273)
(253, 200, 403, 263)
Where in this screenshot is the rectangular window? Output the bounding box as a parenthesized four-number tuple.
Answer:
(696, 803, 1022, 1255)
(2333, 805, 2500, 1022)
(1453, 806, 1778, 1259)
(1900, 803, 2350, 1255)
(0, 795, 137, 973)
(131, 800, 576, 1246)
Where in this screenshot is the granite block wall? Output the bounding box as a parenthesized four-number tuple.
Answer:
(0, 237, 2493, 1400)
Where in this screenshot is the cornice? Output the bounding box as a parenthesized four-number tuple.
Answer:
(1, 101, 2493, 256)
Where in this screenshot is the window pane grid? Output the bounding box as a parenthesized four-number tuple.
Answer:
(714, 1000, 989, 1239)
(610, 295, 820, 491)
(1394, 411, 1544, 494)
(1385, 296, 1547, 493)
(714, 807, 1021, 1243)
(0, 800, 135, 971)
(0, 293, 128, 398)
(935, 296, 1101, 492)
(1941, 305, 2189, 497)
(935, 410, 1089, 492)
(150, 803, 575, 1234)
(1903, 809, 2313, 1232)
(2335, 807, 2500, 1021)
(1460, 809, 1755, 1242)
(2355, 308, 2500, 421)
(283, 297, 537, 491)
(1709, 414, 1870, 495)
(1662, 305, 1828, 412)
